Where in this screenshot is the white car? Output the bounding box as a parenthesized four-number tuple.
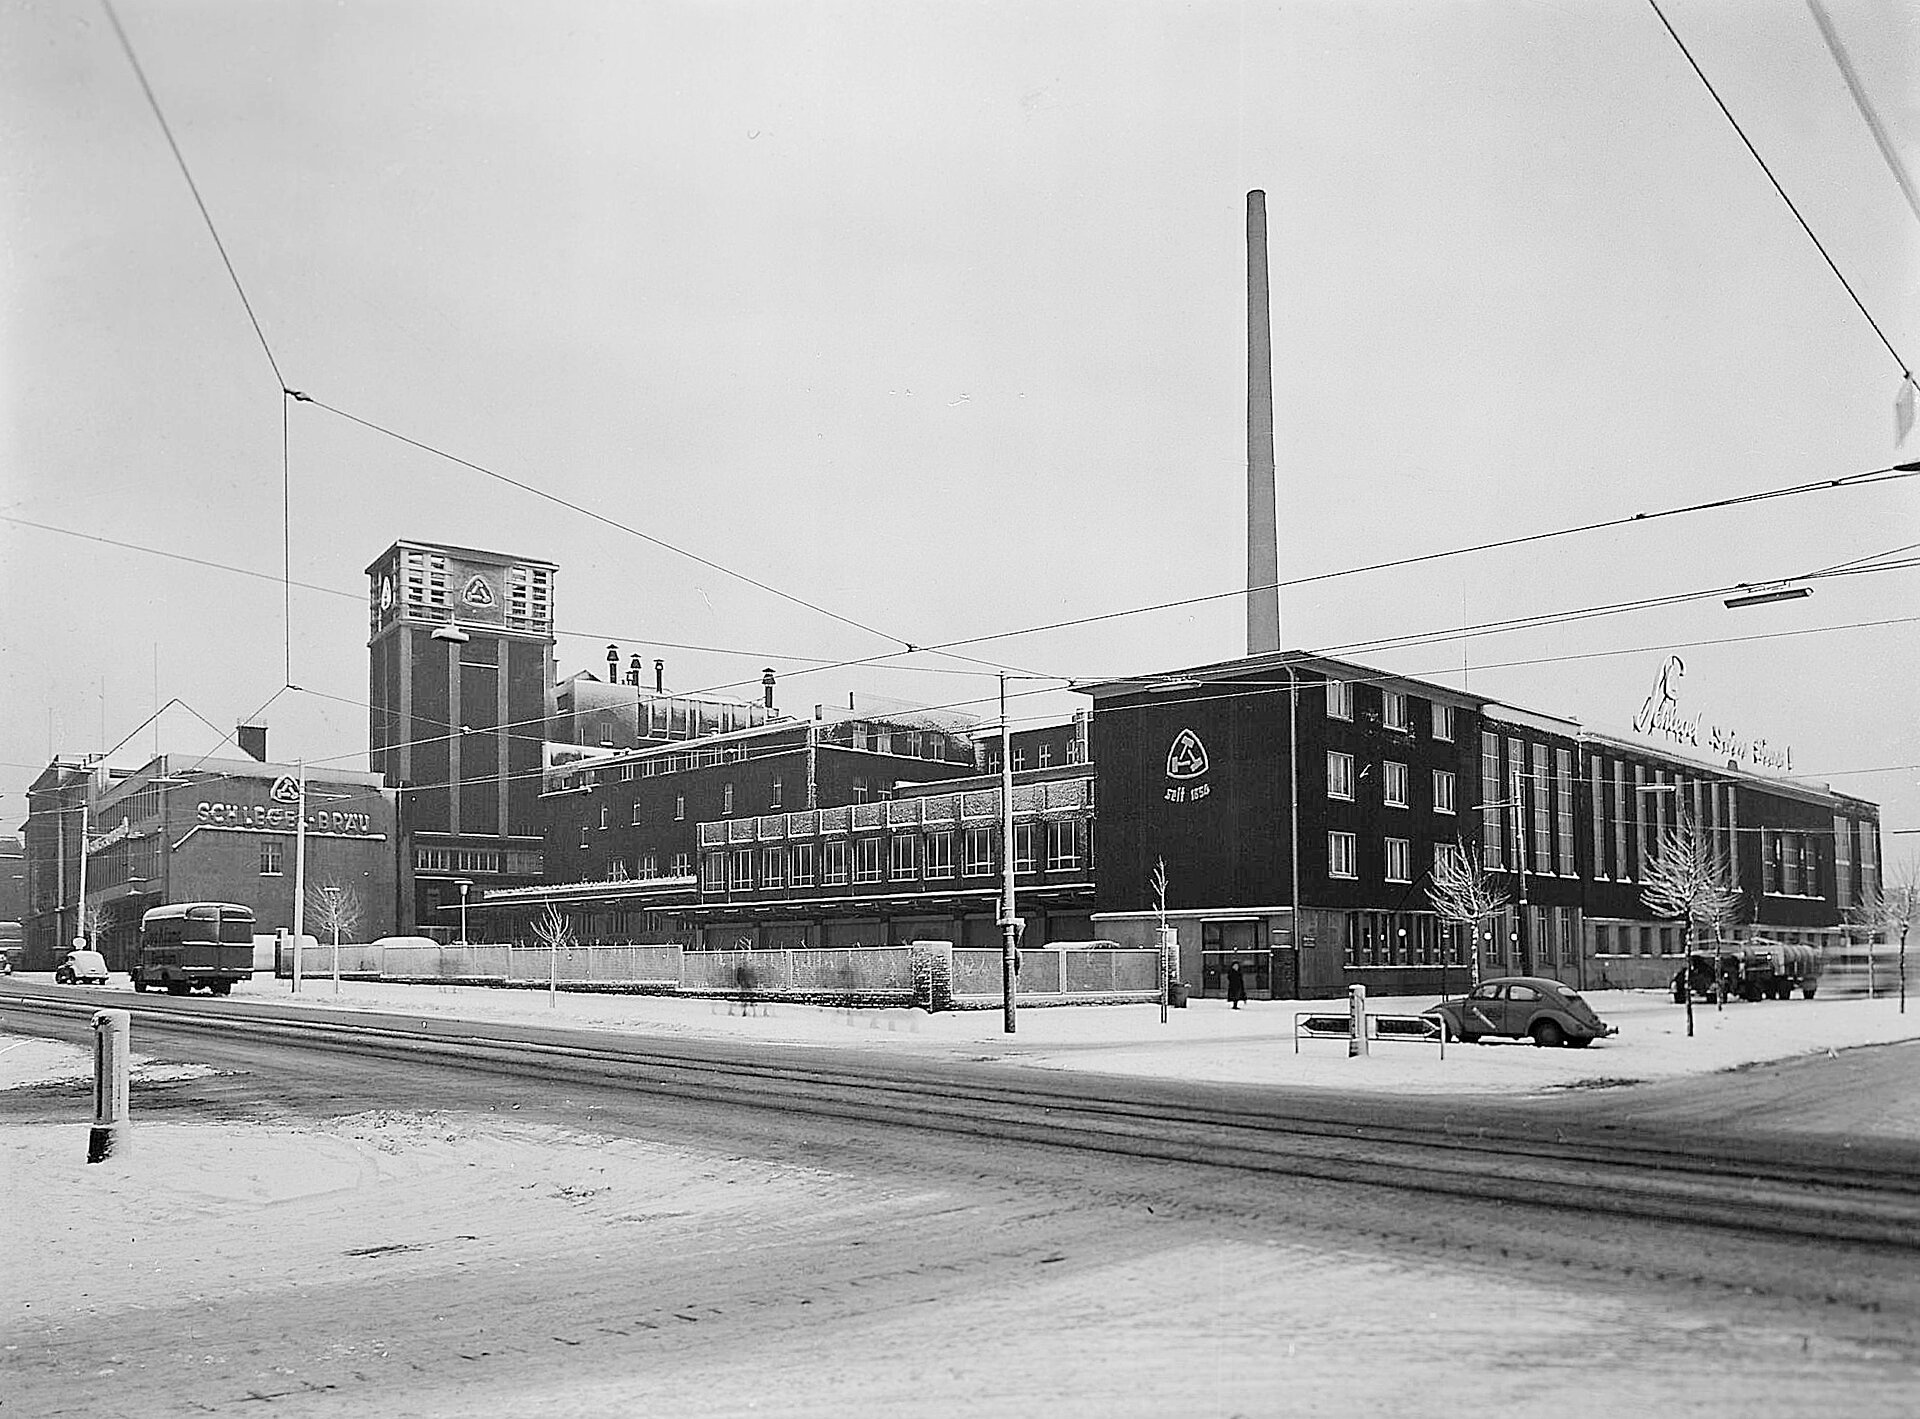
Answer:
(54, 949, 111, 985)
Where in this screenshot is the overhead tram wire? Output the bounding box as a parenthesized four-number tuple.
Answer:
(1647, 0, 1915, 386)
(0, 514, 1028, 677)
(102, 4, 1035, 711)
(668, 459, 1920, 697)
(102, 0, 304, 687)
(301, 395, 929, 659)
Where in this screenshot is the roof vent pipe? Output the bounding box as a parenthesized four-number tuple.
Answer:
(762, 668, 776, 710)
(606, 644, 619, 682)
(627, 654, 643, 687)
(654, 659, 665, 693)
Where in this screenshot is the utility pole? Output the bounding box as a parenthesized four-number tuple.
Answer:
(74, 791, 90, 951)
(292, 760, 307, 993)
(999, 672, 1018, 1035)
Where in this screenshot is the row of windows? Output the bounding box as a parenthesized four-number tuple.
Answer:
(1361, 906, 1580, 970)
(587, 774, 916, 842)
(1328, 755, 1455, 813)
(1327, 831, 1420, 882)
(1324, 681, 1455, 741)
(700, 821, 1091, 894)
(415, 847, 511, 875)
(1480, 734, 1577, 877)
(1344, 912, 1473, 968)
(603, 852, 693, 881)
(982, 739, 1086, 772)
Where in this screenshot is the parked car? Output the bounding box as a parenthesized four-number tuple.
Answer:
(1424, 976, 1617, 1048)
(53, 949, 111, 985)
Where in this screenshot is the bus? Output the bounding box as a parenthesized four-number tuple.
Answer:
(133, 903, 256, 996)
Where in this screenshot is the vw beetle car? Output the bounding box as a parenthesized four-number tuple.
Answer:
(1424, 976, 1617, 1048)
(53, 948, 111, 986)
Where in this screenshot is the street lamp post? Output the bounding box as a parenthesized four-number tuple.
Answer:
(455, 878, 473, 946)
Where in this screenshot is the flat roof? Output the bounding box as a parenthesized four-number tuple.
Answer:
(365, 540, 558, 576)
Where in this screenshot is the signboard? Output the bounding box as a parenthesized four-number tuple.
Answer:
(1631, 656, 1793, 772)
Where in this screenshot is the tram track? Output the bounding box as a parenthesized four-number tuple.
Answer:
(9, 987, 1919, 1252)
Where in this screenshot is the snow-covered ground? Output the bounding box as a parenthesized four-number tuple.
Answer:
(8, 979, 1919, 1415)
(10, 970, 1920, 1098)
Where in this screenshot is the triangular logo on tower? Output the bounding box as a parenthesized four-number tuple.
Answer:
(461, 575, 496, 608)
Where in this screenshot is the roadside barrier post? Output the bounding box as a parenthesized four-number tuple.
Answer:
(88, 1009, 131, 1163)
(1348, 984, 1368, 1058)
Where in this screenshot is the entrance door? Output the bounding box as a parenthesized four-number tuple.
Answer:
(1201, 920, 1266, 998)
(1269, 947, 1299, 1001)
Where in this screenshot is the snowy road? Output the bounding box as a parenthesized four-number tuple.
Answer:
(5, 997, 1919, 1415)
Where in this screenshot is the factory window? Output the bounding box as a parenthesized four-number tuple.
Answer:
(763, 847, 785, 890)
(1432, 702, 1454, 741)
(789, 843, 815, 887)
(1327, 752, 1354, 801)
(1382, 691, 1409, 731)
(890, 833, 919, 881)
(1046, 819, 1080, 872)
(1433, 770, 1456, 815)
(963, 827, 995, 878)
(1328, 832, 1356, 879)
(822, 840, 850, 886)
(723, 783, 734, 816)
(769, 776, 782, 810)
(674, 795, 686, 821)
(1385, 837, 1411, 883)
(729, 849, 753, 892)
(854, 837, 883, 884)
(1383, 761, 1408, 808)
(925, 831, 955, 881)
(1014, 822, 1037, 873)
(259, 839, 283, 876)
(1325, 679, 1352, 720)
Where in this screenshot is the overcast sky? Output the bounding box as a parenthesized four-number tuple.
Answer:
(3, 0, 1916, 843)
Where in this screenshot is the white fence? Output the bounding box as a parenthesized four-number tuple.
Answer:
(274, 939, 1161, 1009)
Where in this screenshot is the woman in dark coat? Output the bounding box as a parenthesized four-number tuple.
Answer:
(1226, 959, 1247, 1009)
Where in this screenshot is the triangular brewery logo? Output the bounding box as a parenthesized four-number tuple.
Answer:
(1166, 728, 1209, 781)
(462, 574, 496, 608)
(268, 775, 303, 804)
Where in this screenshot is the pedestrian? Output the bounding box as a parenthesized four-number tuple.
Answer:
(1226, 959, 1247, 1010)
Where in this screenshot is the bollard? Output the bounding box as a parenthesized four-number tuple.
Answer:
(88, 1009, 131, 1163)
(1348, 984, 1368, 1058)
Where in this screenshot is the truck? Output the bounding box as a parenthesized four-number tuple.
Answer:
(1670, 939, 1819, 1003)
(131, 902, 256, 996)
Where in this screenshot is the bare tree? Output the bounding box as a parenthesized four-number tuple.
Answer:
(80, 899, 109, 954)
(531, 903, 577, 1009)
(1150, 857, 1174, 1022)
(1847, 861, 1919, 1015)
(305, 881, 364, 994)
(1426, 839, 1509, 998)
(1640, 810, 1742, 1038)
